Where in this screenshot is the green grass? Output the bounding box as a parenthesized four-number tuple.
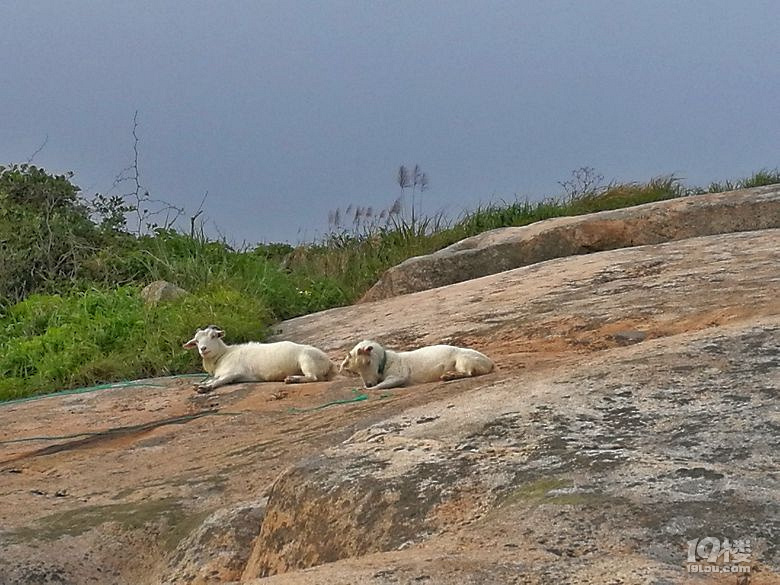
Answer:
(0, 286, 267, 400)
(1, 166, 777, 401)
(706, 167, 780, 194)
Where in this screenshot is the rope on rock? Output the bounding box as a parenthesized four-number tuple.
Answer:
(287, 389, 393, 413)
(0, 374, 207, 408)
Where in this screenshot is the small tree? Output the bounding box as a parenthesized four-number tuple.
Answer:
(111, 111, 184, 235)
(558, 166, 604, 201)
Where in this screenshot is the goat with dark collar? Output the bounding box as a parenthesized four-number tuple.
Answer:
(340, 339, 494, 389)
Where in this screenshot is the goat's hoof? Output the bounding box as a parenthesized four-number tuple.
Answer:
(196, 385, 214, 394)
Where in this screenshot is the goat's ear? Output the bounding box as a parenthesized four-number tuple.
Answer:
(210, 328, 225, 339)
(183, 339, 197, 349)
(360, 345, 373, 355)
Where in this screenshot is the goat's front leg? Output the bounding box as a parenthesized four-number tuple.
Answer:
(440, 370, 471, 381)
(370, 376, 407, 390)
(284, 374, 319, 384)
(196, 372, 245, 393)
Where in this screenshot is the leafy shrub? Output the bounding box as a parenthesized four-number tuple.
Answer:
(0, 165, 103, 307)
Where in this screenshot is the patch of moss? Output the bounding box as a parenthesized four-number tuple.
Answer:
(501, 477, 572, 504)
(499, 476, 619, 507)
(7, 498, 186, 543)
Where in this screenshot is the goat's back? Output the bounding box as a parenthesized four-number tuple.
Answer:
(396, 344, 492, 383)
(217, 341, 332, 382)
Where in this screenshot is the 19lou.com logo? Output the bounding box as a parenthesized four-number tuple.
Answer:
(686, 536, 752, 573)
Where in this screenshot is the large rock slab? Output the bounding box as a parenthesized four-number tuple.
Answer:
(0, 229, 778, 584)
(360, 184, 780, 302)
(247, 318, 780, 583)
(258, 230, 780, 582)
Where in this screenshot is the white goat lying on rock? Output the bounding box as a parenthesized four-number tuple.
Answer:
(340, 339, 494, 390)
(183, 325, 336, 393)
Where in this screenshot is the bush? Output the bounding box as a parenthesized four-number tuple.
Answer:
(0, 165, 106, 307)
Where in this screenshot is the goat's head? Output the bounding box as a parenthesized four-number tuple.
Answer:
(341, 340, 384, 386)
(183, 325, 225, 358)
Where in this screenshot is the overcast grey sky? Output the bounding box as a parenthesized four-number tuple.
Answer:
(3, 1, 779, 243)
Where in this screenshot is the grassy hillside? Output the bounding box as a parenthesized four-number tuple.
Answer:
(1, 163, 777, 401)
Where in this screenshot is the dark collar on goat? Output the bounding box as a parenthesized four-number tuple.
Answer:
(377, 350, 387, 376)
